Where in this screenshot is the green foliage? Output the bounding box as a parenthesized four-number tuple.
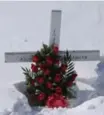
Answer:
(64, 51, 75, 78)
(67, 83, 78, 98)
(22, 67, 37, 79)
(40, 44, 52, 56)
(21, 67, 31, 80)
(63, 51, 77, 98)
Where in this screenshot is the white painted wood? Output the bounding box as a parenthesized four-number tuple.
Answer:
(60, 50, 100, 61)
(49, 10, 62, 46)
(5, 50, 100, 63)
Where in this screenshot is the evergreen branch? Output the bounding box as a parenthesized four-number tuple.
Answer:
(63, 51, 75, 79)
(21, 67, 32, 79)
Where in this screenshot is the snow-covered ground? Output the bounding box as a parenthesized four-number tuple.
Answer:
(1, 1, 104, 115)
(1, 76, 104, 115)
(1, 62, 104, 115)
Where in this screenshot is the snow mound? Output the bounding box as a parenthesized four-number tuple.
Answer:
(1, 96, 104, 115)
(76, 96, 104, 110)
(0, 84, 24, 113)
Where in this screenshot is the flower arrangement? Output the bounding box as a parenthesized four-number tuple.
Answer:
(22, 44, 77, 108)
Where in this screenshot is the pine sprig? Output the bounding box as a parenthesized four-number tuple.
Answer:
(62, 51, 78, 98)
(22, 67, 38, 80)
(63, 51, 75, 78)
(21, 67, 30, 77)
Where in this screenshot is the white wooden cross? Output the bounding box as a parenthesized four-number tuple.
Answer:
(5, 10, 100, 63)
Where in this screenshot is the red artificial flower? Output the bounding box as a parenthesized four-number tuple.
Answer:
(31, 80, 35, 86)
(53, 45, 59, 54)
(55, 60, 60, 65)
(66, 74, 77, 87)
(55, 87, 62, 94)
(61, 64, 67, 72)
(46, 56, 53, 65)
(36, 77, 44, 84)
(32, 55, 39, 62)
(37, 92, 45, 101)
(39, 64, 46, 71)
(54, 74, 61, 82)
(67, 81, 73, 87)
(46, 82, 53, 89)
(31, 64, 38, 72)
(71, 73, 77, 81)
(46, 93, 68, 108)
(44, 69, 50, 76)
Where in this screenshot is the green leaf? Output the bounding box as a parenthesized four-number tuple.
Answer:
(63, 51, 75, 78)
(40, 48, 45, 56)
(67, 84, 78, 98)
(43, 44, 48, 49)
(65, 71, 75, 77)
(21, 67, 25, 71)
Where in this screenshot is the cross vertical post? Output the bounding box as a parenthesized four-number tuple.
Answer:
(49, 10, 62, 47)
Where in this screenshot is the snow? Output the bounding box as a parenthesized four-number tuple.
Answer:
(0, 84, 24, 112)
(1, 96, 104, 115)
(1, 61, 104, 115)
(0, 1, 104, 115)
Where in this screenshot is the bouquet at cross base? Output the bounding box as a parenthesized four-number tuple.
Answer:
(22, 44, 78, 108)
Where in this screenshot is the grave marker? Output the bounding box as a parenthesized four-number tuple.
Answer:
(5, 10, 100, 63)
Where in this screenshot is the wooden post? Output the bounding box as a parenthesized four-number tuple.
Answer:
(49, 10, 62, 47)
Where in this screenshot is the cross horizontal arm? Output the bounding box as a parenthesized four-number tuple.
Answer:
(5, 50, 100, 63)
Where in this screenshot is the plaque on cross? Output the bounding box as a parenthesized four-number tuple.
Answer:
(5, 10, 100, 63)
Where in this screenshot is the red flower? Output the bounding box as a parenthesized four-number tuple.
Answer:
(54, 74, 61, 82)
(46, 56, 53, 65)
(31, 64, 38, 72)
(71, 73, 77, 81)
(32, 55, 39, 62)
(66, 74, 77, 87)
(37, 92, 45, 101)
(46, 82, 53, 89)
(61, 64, 67, 72)
(31, 80, 35, 86)
(39, 64, 46, 71)
(55, 60, 60, 65)
(55, 87, 62, 94)
(67, 81, 73, 87)
(44, 69, 50, 76)
(46, 93, 68, 108)
(53, 46, 59, 54)
(36, 77, 44, 84)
